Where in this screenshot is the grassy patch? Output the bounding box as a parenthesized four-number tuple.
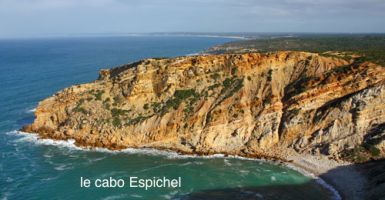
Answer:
(73, 98, 87, 114)
(267, 69, 273, 82)
(151, 102, 162, 113)
(208, 83, 221, 90)
(341, 143, 382, 163)
(111, 108, 129, 117)
(112, 117, 121, 127)
(220, 77, 244, 100)
(210, 73, 220, 81)
(126, 115, 151, 125)
(231, 67, 238, 75)
(93, 90, 103, 101)
(164, 89, 199, 111)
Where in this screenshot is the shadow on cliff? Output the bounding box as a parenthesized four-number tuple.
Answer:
(173, 159, 385, 200)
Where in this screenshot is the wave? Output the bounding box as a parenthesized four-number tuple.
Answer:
(12, 130, 236, 159)
(26, 108, 36, 113)
(102, 194, 130, 200)
(185, 52, 201, 56)
(9, 130, 341, 200)
(13, 131, 83, 150)
(285, 163, 342, 200)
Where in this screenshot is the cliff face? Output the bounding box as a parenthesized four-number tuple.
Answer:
(22, 52, 385, 161)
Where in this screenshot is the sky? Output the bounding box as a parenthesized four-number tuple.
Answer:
(0, 0, 385, 38)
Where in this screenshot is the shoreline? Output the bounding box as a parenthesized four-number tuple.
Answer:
(286, 153, 366, 200)
(13, 130, 361, 200)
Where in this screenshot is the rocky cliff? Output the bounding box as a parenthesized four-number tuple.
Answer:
(22, 51, 385, 162)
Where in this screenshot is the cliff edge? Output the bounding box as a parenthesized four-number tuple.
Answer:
(22, 51, 385, 162)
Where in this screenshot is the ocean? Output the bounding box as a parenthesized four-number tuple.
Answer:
(0, 36, 335, 200)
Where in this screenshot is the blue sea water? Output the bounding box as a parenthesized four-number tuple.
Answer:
(0, 36, 335, 200)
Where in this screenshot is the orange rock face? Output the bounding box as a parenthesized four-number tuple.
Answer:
(22, 51, 385, 160)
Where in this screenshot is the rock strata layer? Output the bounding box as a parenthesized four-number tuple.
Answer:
(23, 51, 385, 161)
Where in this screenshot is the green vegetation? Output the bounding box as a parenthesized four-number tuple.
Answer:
(288, 108, 300, 117)
(267, 69, 273, 82)
(103, 98, 111, 110)
(113, 96, 124, 106)
(93, 90, 103, 101)
(143, 103, 149, 110)
(341, 143, 381, 163)
(221, 77, 244, 100)
(284, 76, 318, 100)
(231, 67, 238, 75)
(210, 73, 220, 81)
(112, 117, 121, 127)
(73, 98, 87, 114)
(223, 78, 233, 88)
(209, 35, 385, 66)
(164, 89, 199, 111)
(78, 98, 85, 104)
(208, 83, 221, 90)
(126, 115, 151, 125)
(110, 108, 129, 117)
(329, 65, 352, 74)
(73, 106, 87, 114)
(151, 102, 162, 113)
(264, 96, 272, 105)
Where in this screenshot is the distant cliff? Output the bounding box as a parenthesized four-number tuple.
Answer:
(22, 51, 385, 162)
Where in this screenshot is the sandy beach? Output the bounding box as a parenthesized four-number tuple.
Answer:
(286, 152, 366, 200)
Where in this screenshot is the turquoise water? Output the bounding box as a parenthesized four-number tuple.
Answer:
(0, 36, 334, 200)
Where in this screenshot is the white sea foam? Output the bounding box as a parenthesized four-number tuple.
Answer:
(285, 163, 342, 200)
(224, 159, 232, 166)
(26, 108, 36, 113)
(41, 176, 59, 182)
(129, 194, 143, 199)
(185, 52, 200, 56)
(15, 131, 83, 151)
(54, 163, 73, 171)
(10, 130, 342, 200)
(255, 193, 264, 198)
(102, 194, 129, 200)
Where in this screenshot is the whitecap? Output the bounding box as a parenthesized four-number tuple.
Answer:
(87, 156, 106, 163)
(15, 131, 83, 151)
(185, 52, 200, 56)
(26, 108, 36, 113)
(224, 159, 232, 166)
(41, 176, 59, 181)
(129, 194, 143, 198)
(6, 177, 14, 183)
(102, 194, 129, 200)
(1, 191, 11, 200)
(43, 154, 53, 158)
(136, 164, 173, 173)
(54, 164, 73, 171)
(179, 162, 193, 166)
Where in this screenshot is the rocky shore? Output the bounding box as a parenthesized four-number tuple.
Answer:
(22, 51, 385, 199)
